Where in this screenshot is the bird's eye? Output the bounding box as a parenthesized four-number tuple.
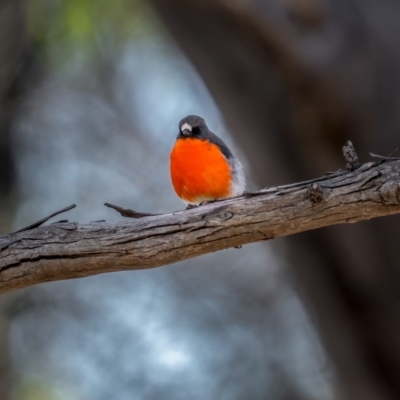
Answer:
(192, 127, 200, 135)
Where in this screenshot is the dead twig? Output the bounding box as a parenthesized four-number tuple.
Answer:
(342, 140, 361, 171)
(104, 203, 160, 218)
(13, 204, 77, 233)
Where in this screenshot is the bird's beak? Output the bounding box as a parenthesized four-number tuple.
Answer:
(182, 129, 191, 136)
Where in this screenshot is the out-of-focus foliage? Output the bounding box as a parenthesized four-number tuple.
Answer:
(27, 0, 158, 67)
(12, 379, 67, 400)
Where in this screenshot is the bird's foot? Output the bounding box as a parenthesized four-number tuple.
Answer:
(186, 199, 220, 209)
(199, 199, 219, 206)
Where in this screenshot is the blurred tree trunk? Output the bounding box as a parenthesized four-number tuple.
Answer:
(149, 1, 400, 399)
(0, 0, 40, 233)
(0, 0, 41, 398)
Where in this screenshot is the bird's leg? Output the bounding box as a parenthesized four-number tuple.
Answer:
(199, 199, 219, 206)
(186, 199, 220, 209)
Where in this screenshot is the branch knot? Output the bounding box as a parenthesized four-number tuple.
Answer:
(307, 183, 325, 204)
(342, 140, 361, 171)
(378, 181, 400, 205)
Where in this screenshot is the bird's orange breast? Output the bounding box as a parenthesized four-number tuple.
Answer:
(170, 138, 232, 203)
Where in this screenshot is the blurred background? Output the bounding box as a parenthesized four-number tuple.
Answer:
(1, 0, 400, 399)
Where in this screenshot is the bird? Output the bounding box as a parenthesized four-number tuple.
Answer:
(170, 115, 245, 206)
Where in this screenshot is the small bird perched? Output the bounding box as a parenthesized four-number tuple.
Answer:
(170, 115, 245, 206)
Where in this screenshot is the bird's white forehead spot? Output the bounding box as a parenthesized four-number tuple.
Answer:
(180, 123, 192, 133)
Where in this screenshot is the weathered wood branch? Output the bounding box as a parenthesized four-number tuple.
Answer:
(1, 160, 400, 295)
(13, 204, 76, 233)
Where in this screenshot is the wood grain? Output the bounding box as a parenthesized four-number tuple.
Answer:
(1, 160, 400, 295)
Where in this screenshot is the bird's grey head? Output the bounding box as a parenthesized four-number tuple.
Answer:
(178, 115, 208, 137)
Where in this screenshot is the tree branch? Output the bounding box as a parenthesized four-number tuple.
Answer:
(104, 203, 159, 218)
(12, 204, 76, 233)
(1, 159, 400, 294)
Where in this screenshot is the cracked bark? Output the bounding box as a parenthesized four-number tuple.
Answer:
(1, 159, 399, 296)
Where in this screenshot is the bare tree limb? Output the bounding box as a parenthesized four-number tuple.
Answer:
(1, 159, 400, 295)
(342, 140, 361, 171)
(104, 203, 159, 218)
(13, 204, 76, 233)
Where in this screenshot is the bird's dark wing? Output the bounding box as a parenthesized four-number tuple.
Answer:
(207, 131, 234, 160)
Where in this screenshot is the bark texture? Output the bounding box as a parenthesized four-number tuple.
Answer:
(1, 160, 399, 296)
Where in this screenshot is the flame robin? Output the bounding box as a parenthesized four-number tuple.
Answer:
(170, 115, 245, 206)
